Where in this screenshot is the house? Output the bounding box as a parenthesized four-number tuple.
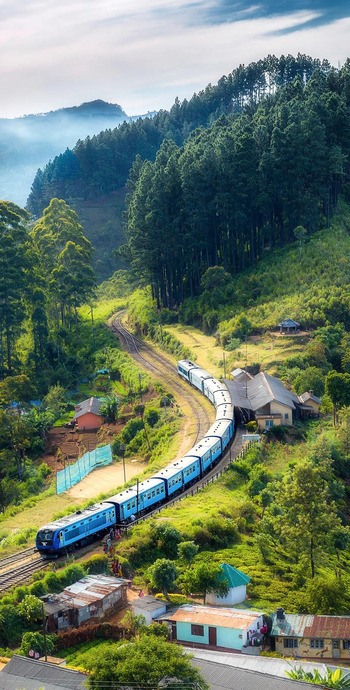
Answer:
(164, 604, 264, 652)
(206, 564, 250, 606)
(132, 595, 167, 625)
(73, 397, 104, 430)
(277, 318, 300, 333)
(0, 655, 86, 690)
(42, 575, 127, 632)
(226, 371, 321, 431)
(298, 391, 322, 417)
(271, 608, 350, 660)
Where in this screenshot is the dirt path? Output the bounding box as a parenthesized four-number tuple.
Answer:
(66, 461, 147, 499)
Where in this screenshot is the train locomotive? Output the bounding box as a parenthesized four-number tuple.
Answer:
(36, 360, 235, 556)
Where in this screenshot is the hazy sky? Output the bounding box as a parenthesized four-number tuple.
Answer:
(1, 0, 350, 118)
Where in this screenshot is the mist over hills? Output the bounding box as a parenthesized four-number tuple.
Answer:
(0, 100, 155, 206)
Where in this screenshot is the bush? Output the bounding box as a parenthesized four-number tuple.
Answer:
(55, 623, 127, 650)
(144, 408, 160, 428)
(19, 631, 56, 657)
(246, 421, 258, 433)
(84, 554, 109, 574)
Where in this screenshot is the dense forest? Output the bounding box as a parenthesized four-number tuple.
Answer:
(124, 63, 350, 308)
(27, 54, 333, 219)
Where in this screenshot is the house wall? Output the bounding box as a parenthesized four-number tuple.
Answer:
(270, 401, 293, 425)
(175, 615, 263, 650)
(275, 636, 350, 660)
(206, 585, 247, 606)
(256, 417, 282, 431)
(133, 603, 167, 626)
(76, 413, 103, 430)
(305, 399, 320, 414)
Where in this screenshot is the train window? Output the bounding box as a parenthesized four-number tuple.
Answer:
(80, 522, 84, 525)
(127, 503, 131, 510)
(156, 487, 160, 495)
(89, 518, 92, 522)
(103, 512, 106, 515)
(186, 469, 189, 476)
(131, 500, 136, 508)
(147, 492, 151, 500)
(152, 490, 155, 497)
(64, 529, 68, 532)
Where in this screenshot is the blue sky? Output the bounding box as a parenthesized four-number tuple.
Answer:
(1, 0, 350, 118)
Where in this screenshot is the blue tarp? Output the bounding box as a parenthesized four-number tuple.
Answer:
(56, 444, 112, 494)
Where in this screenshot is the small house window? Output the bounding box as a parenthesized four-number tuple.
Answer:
(265, 420, 274, 428)
(191, 624, 204, 636)
(310, 639, 324, 649)
(284, 638, 298, 648)
(343, 640, 350, 649)
(285, 413, 289, 420)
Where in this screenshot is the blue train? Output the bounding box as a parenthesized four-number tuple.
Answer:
(36, 360, 235, 556)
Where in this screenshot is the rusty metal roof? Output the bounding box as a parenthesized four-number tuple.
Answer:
(272, 614, 350, 639)
(167, 605, 262, 630)
(43, 576, 126, 613)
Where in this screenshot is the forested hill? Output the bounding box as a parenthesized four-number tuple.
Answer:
(124, 62, 350, 309)
(27, 55, 332, 279)
(0, 100, 128, 207)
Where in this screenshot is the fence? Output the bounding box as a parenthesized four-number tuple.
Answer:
(56, 444, 112, 494)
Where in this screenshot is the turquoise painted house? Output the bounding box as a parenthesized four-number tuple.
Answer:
(166, 605, 264, 651)
(206, 563, 250, 606)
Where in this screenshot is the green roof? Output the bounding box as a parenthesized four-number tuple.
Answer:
(219, 563, 250, 588)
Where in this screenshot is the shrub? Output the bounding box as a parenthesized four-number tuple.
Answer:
(144, 408, 160, 428)
(55, 623, 128, 650)
(246, 421, 258, 433)
(19, 631, 56, 657)
(84, 554, 109, 574)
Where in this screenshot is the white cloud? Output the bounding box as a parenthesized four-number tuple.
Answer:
(0, 0, 349, 117)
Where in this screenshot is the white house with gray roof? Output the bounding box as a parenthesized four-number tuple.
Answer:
(227, 370, 321, 430)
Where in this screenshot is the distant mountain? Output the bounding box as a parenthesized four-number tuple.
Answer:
(0, 100, 131, 206)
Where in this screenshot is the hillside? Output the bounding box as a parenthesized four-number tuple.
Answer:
(27, 55, 331, 279)
(0, 100, 128, 207)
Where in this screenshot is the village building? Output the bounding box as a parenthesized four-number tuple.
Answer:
(164, 604, 264, 652)
(271, 609, 350, 660)
(42, 575, 127, 633)
(277, 318, 300, 333)
(73, 397, 104, 430)
(226, 370, 321, 431)
(132, 595, 167, 625)
(0, 655, 86, 690)
(206, 564, 250, 606)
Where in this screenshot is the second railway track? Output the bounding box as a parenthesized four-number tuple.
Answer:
(110, 314, 213, 446)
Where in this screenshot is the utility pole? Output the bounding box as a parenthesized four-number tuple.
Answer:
(223, 351, 226, 378)
(136, 478, 139, 519)
(41, 602, 48, 662)
(138, 373, 142, 401)
(120, 444, 126, 484)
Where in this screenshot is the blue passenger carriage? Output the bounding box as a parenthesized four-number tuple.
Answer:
(216, 402, 235, 423)
(153, 464, 184, 498)
(35, 502, 116, 555)
(176, 456, 201, 486)
(203, 377, 227, 404)
(213, 389, 232, 408)
(177, 360, 198, 381)
(205, 419, 233, 452)
(189, 367, 213, 394)
(106, 477, 166, 524)
(184, 436, 220, 473)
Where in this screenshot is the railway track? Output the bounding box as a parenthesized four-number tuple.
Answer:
(0, 555, 48, 593)
(110, 314, 213, 446)
(0, 546, 36, 570)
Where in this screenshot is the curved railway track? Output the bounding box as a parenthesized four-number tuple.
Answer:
(110, 314, 213, 446)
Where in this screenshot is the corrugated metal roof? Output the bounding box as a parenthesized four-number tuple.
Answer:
(167, 605, 262, 630)
(247, 372, 300, 411)
(73, 397, 103, 420)
(223, 379, 252, 410)
(1, 656, 86, 690)
(192, 659, 314, 690)
(133, 595, 167, 612)
(272, 613, 350, 639)
(299, 392, 322, 405)
(271, 614, 314, 637)
(43, 576, 126, 613)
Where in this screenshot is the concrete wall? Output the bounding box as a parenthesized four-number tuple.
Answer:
(77, 412, 103, 430)
(133, 603, 167, 626)
(207, 585, 246, 606)
(175, 615, 263, 650)
(275, 636, 350, 660)
(270, 401, 293, 425)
